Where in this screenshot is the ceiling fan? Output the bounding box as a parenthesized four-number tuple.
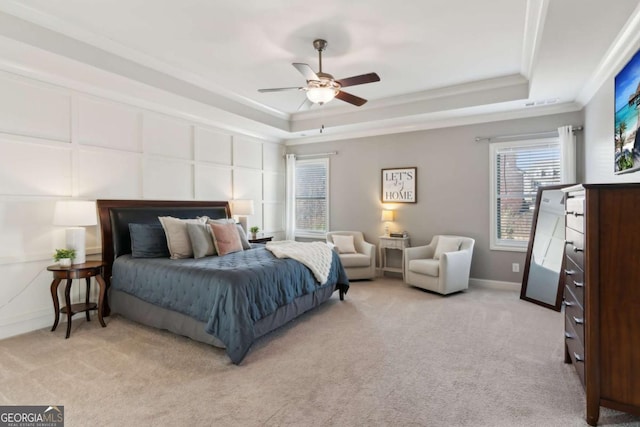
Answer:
(258, 39, 380, 110)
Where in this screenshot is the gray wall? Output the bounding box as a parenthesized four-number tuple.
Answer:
(289, 110, 583, 283)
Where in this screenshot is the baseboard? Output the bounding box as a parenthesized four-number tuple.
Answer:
(469, 278, 520, 291)
(0, 308, 55, 340)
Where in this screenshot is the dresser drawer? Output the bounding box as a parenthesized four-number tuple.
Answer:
(564, 257, 584, 308)
(564, 287, 584, 344)
(565, 315, 586, 387)
(565, 228, 584, 267)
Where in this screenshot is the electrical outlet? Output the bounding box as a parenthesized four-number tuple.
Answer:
(512, 263, 520, 273)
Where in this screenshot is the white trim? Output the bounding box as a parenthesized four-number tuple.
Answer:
(469, 278, 520, 290)
(521, 0, 549, 80)
(576, 2, 640, 106)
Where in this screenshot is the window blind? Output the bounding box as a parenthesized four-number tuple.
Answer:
(295, 159, 328, 233)
(494, 141, 561, 247)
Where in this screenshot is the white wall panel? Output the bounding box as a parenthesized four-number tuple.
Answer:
(263, 172, 285, 202)
(143, 113, 192, 159)
(263, 142, 284, 172)
(0, 199, 58, 259)
(77, 97, 140, 152)
(264, 203, 284, 232)
(195, 127, 232, 165)
(78, 148, 141, 198)
(194, 165, 232, 200)
(233, 137, 262, 169)
(143, 158, 193, 199)
(0, 73, 71, 141)
(0, 139, 71, 196)
(233, 169, 263, 229)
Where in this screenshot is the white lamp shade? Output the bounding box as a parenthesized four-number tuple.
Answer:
(306, 87, 337, 104)
(53, 201, 97, 226)
(381, 210, 395, 222)
(232, 199, 255, 216)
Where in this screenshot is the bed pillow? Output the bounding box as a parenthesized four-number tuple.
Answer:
(129, 223, 170, 258)
(332, 234, 357, 254)
(186, 222, 216, 258)
(158, 216, 208, 259)
(433, 236, 462, 260)
(207, 219, 252, 250)
(209, 222, 243, 256)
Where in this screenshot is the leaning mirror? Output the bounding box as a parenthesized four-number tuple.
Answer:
(520, 184, 569, 311)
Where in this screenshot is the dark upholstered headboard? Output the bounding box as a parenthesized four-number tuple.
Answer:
(97, 200, 230, 313)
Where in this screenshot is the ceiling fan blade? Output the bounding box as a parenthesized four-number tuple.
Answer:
(297, 97, 313, 111)
(336, 73, 380, 88)
(292, 63, 319, 81)
(258, 87, 304, 93)
(335, 90, 367, 107)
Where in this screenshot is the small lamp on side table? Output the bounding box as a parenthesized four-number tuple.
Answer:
(381, 209, 395, 237)
(232, 199, 255, 233)
(53, 200, 97, 265)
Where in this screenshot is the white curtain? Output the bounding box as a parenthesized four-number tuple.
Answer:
(559, 125, 576, 184)
(285, 154, 296, 240)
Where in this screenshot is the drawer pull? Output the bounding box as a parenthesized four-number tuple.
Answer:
(572, 316, 584, 325)
(573, 246, 584, 253)
(564, 300, 575, 307)
(574, 352, 585, 363)
(573, 280, 584, 288)
(565, 240, 573, 246)
(565, 331, 575, 339)
(564, 269, 575, 276)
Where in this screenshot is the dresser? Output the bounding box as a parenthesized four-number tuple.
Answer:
(562, 184, 640, 426)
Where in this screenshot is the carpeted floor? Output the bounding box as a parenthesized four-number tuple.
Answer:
(1, 277, 639, 427)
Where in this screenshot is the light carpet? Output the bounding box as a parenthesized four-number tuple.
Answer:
(1, 278, 639, 427)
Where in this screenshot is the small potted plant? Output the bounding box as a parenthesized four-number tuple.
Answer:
(53, 248, 76, 267)
(249, 226, 260, 240)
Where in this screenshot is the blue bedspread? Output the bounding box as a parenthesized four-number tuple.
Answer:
(111, 246, 349, 363)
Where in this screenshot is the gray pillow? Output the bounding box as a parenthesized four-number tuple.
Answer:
(187, 222, 216, 258)
(129, 223, 170, 258)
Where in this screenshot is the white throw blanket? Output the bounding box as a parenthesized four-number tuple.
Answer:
(265, 240, 333, 284)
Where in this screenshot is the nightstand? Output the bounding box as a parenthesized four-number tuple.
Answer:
(249, 236, 273, 244)
(47, 261, 107, 338)
(379, 236, 410, 277)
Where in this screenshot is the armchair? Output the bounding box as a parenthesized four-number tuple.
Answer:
(326, 231, 376, 280)
(403, 235, 475, 295)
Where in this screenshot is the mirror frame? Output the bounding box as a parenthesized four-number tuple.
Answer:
(520, 183, 573, 311)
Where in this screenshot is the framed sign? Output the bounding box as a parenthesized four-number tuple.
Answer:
(381, 167, 417, 203)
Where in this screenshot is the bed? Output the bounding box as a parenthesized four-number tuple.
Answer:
(97, 199, 349, 364)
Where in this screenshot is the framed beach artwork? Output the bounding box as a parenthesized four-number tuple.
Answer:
(615, 48, 640, 174)
(381, 167, 417, 203)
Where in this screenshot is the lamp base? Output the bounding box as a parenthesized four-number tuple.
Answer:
(66, 227, 86, 264)
(237, 216, 248, 234)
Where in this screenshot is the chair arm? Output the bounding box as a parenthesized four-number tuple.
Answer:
(440, 249, 473, 285)
(360, 241, 376, 259)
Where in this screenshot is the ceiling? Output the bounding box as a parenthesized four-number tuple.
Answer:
(0, 0, 639, 143)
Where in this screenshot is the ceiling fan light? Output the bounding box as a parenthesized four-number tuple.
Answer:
(306, 86, 337, 104)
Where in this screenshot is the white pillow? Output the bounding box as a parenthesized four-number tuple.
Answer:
(158, 216, 208, 259)
(332, 234, 357, 254)
(433, 236, 462, 260)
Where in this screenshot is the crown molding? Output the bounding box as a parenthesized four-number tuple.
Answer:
(521, 0, 549, 79)
(285, 101, 582, 145)
(576, 2, 640, 106)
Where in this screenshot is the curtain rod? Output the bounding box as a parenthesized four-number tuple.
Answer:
(475, 126, 583, 143)
(285, 151, 337, 159)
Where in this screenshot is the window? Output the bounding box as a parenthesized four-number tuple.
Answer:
(490, 138, 561, 251)
(295, 158, 329, 235)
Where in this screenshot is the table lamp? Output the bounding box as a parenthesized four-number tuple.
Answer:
(53, 200, 97, 264)
(381, 209, 395, 237)
(232, 199, 254, 233)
